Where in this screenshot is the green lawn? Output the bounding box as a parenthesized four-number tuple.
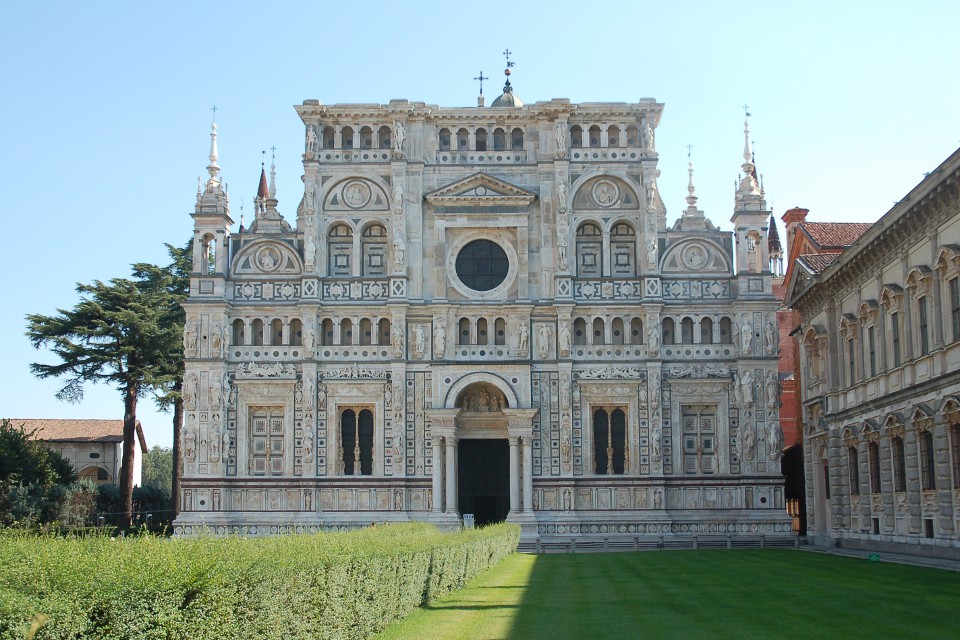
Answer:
(377, 550, 960, 640)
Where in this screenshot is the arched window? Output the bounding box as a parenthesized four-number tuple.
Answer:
(630, 317, 643, 344)
(321, 318, 334, 346)
(626, 125, 639, 147)
(340, 318, 353, 346)
(892, 436, 906, 492)
(252, 319, 264, 346)
(610, 223, 636, 277)
(475, 128, 487, 151)
(868, 441, 881, 493)
(438, 128, 451, 151)
(458, 318, 470, 345)
(681, 318, 694, 344)
(270, 319, 283, 346)
(848, 446, 860, 495)
(573, 318, 587, 345)
(511, 128, 524, 150)
(289, 319, 303, 346)
(720, 317, 733, 344)
(328, 224, 353, 277)
(359, 126, 373, 149)
(700, 318, 714, 344)
(576, 223, 602, 277)
(477, 318, 489, 345)
(593, 407, 626, 475)
(341, 126, 355, 149)
(495, 317, 506, 346)
(378, 318, 391, 346)
(232, 319, 245, 346)
(662, 317, 675, 345)
(378, 125, 391, 149)
(361, 224, 387, 277)
(592, 318, 606, 345)
(456, 128, 469, 150)
(920, 430, 936, 491)
(359, 318, 372, 346)
(321, 126, 335, 149)
(340, 408, 374, 476)
(607, 125, 620, 147)
(570, 125, 583, 148)
(493, 128, 506, 151)
(588, 125, 602, 148)
(611, 318, 625, 345)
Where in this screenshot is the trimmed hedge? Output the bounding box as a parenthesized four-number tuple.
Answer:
(0, 522, 519, 640)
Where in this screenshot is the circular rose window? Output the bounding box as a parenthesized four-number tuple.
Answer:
(455, 240, 509, 292)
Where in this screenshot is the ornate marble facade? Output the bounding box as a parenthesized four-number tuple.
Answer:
(173, 92, 792, 545)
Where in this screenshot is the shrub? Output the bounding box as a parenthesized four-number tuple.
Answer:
(0, 522, 519, 640)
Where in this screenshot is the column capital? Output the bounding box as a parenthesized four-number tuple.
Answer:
(502, 408, 539, 438)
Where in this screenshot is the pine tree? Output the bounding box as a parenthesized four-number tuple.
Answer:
(26, 274, 181, 527)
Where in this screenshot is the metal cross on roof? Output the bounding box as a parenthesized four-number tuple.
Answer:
(474, 71, 489, 94)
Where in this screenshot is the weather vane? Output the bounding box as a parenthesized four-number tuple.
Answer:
(687, 143, 693, 160)
(743, 103, 751, 118)
(270, 145, 277, 163)
(474, 71, 489, 95)
(211, 105, 217, 122)
(503, 49, 514, 68)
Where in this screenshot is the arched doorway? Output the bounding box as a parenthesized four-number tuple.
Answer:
(455, 382, 510, 525)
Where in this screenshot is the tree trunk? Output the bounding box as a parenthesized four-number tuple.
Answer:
(120, 381, 138, 528)
(171, 379, 183, 518)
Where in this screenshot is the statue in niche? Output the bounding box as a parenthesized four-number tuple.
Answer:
(556, 181, 567, 213)
(222, 428, 230, 456)
(394, 433, 403, 460)
(183, 322, 198, 357)
(392, 229, 405, 269)
(225, 374, 236, 406)
(222, 324, 231, 350)
(477, 387, 490, 411)
(765, 371, 780, 410)
(304, 377, 314, 408)
(738, 425, 755, 461)
(765, 321, 777, 355)
(304, 490, 313, 511)
(212, 490, 221, 511)
(209, 381, 222, 411)
(650, 372, 661, 412)
(740, 370, 755, 407)
(210, 323, 222, 357)
(652, 426, 661, 460)
(303, 432, 314, 459)
(643, 123, 655, 153)
(767, 422, 783, 461)
(303, 327, 316, 352)
(433, 319, 445, 358)
(305, 233, 317, 270)
(391, 325, 404, 358)
(537, 325, 551, 359)
(561, 430, 571, 463)
(183, 373, 198, 410)
(560, 373, 570, 410)
(306, 125, 317, 155)
(394, 490, 403, 511)
(555, 121, 567, 156)
(647, 239, 658, 266)
(517, 321, 529, 354)
(740, 320, 753, 355)
(425, 491, 432, 511)
(732, 374, 744, 408)
(185, 431, 196, 461)
(414, 324, 425, 359)
(646, 184, 657, 213)
(384, 383, 392, 407)
(209, 427, 221, 462)
(294, 380, 304, 405)
(562, 488, 572, 511)
(653, 487, 663, 509)
(557, 231, 568, 271)
(558, 324, 571, 356)
(392, 184, 404, 215)
(392, 120, 405, 157)
(647, 325, 660, 351)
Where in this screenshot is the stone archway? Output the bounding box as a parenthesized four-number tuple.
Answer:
(444, 372, 518, 409)
(454, 382, 511, 525)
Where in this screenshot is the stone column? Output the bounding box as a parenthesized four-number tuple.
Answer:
(509, 437, 521, 514)
(445, 438, 458, 514)
(431, 440, 443, 514)
(522, 437, 533, 513)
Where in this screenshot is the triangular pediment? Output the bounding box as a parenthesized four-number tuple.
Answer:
(425, 173, 536, 207)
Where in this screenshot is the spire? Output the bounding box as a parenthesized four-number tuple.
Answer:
(194, 111, 230, 218)
(685, 144, 698, 210)
(768, 214, 782, 253)
(207, 122, 220, 185)
(491, 49, 523, 107)
(734, 107, 764, 209)
(268, 146, 277, 198)
(257, 165, 268, 200)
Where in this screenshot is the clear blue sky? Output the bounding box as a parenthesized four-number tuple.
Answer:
(2, 1, 958, 449)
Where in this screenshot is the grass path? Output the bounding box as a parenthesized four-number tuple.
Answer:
(378, 550, 960, 640)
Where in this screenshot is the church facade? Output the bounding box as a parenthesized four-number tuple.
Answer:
(174, 86, 793, 545)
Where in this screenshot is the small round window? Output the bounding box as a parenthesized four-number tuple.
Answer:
(455, 240, 509, 292)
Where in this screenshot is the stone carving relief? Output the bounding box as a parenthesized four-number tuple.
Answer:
(461, 384, 506, 412)
(764, 321, 778, 355)
(184, 372, 198, 410)
(210, 322, 223, 357)
(669, 364, 730, 378)
(184, 321, 198, 358)
(209, 380, 222, 411)
(765, 371, 780, 410)
(433, 318, 446, 358)
(185, 431, 197, 462)
(392, 120, 405, 158)
(579, 366, 644, 380)
(323, 365, 389, 380)
(767, 422, 783, 461)
(235, 362, 297, 379)
(517, 320, 529, 356)
(537, 325, 551, 359)
(414, 324, 426, 359)
(555, 121, 567, 157)
(558, 324, 571, 357)
(391, 325, 404, 358)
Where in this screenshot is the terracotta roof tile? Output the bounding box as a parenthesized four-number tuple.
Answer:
(801, 222, 872, 249)
(798, 253, 840, 274)
(13, 419, 134, 443)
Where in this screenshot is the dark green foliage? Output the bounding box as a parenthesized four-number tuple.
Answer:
(0, 523, 519, 640)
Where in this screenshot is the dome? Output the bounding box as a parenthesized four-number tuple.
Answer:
(491, 80, 523, 107)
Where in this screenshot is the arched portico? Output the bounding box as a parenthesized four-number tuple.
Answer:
(428, 379, 537, 526)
